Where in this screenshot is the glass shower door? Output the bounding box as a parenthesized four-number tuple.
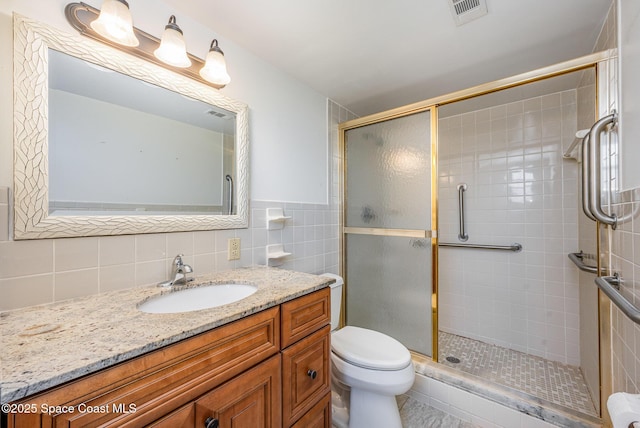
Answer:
(343, 109, 434, 356)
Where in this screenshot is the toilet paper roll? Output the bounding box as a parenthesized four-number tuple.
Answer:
(607, 392, 640, 428)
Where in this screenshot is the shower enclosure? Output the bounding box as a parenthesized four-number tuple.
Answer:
(340, 52, 612, 422)
(343, 109, 437, 357)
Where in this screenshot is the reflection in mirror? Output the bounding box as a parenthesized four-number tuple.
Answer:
(48, 49, 236, 216)
(13, 14, 248, 239)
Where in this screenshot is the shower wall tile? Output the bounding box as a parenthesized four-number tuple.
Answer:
(590, 0, 640, 397)
(438, 89, 580, 365)
(0, 100, 353, 312)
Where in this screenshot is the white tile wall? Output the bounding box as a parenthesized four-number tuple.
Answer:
(606, 80, 640, 391)
(0, 99, 356, 312)
(0, 200, 341, 312)
(438, 90, 581, 365)
(589, 0, 640, 397)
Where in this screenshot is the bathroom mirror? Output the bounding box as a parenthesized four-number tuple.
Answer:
(13, 14, 249, 239)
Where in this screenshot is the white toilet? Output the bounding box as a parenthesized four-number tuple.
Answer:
(321, 273, 415, 428)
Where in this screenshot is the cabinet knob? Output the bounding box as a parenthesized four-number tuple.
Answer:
(204, 417, 219, 428)
(307, 369, 318, 380)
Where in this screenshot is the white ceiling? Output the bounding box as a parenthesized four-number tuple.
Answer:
(164, 0, 612, 116)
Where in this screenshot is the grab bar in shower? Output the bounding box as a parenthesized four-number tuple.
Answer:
(568, 251, 602, 274)
(225, 174, 233, 215)
(587, 112, 617, 227)
(438, 242, 522, 252)
(581, 111, 638, 227)
(595, 275, 640, 325)
(457, 183, 468, 242)
(580, 133, 597, 221)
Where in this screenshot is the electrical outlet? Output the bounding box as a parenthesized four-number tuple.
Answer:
(228, 238, 241, 260)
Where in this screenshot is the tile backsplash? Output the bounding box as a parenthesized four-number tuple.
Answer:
(0, 200, 338, 311)
(0, 99, 358, 312)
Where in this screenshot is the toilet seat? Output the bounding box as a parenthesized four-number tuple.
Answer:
(331, 326, 411, 371)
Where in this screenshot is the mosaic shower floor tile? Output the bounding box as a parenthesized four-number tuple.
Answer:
(438, 332, 597, 417)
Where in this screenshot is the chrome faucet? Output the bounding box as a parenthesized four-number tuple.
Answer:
(158, 254, 193, 287)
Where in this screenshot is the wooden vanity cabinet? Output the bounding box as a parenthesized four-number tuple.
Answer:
(7, 288, 331, 428)
(281, 289, 331, 427)
(194, 354, 282, 427)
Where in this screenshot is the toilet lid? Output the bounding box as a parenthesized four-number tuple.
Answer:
(331, 326, 411, 371)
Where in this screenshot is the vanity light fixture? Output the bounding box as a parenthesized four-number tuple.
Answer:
(65, 2, 231, 89)
(154, 15, 191, 68)
(89, 0, 139, 47)
(200, 39, 231, 86)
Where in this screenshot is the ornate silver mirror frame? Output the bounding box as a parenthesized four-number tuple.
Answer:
(13, 14, 249, 240)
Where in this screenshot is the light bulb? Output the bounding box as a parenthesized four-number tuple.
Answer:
(199, 39, 231, 86)
(90, 0, 139, 47)
(154, 16, 191, 68)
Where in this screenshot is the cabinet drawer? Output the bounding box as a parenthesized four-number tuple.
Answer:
(195, 354, 282, 428)
(291, 392, 331, 428)
(147, 403, 194, 428)
(282, 325, 331, 426)
(8, 307, 279, 428)
(281, 288, 330, 348)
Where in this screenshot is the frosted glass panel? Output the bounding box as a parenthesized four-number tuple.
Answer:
(344, 109, 433, 357)
(346, 234, 432, 356)
(345, 111, 431, 229)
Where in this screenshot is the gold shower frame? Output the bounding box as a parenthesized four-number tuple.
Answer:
(339, 49, 614, 416)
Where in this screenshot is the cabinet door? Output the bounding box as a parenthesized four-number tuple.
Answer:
(195, 355, 282, 428)
(291, 392, 331, 428)
(282, 325, 331, 426)
(8, 307, 279, 428)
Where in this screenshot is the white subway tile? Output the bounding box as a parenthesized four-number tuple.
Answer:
(54, 268, 99, 301)
(100, 235, 135, 266)
(0, 240, 54, 279)
(0, 274, 54, 310)
(136, 234, 167, 262)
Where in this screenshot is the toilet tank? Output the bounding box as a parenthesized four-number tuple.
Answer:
(321, 273, 343, 331)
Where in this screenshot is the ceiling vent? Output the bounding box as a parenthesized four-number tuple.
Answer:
(448, 0, 488, 26)
(205, 109, 231, 119)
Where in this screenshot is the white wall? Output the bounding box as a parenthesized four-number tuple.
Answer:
(619, 0, 640, 191)
(0, 0, 328, 205)
(50, 90, 224, 206)
(0, 0, 338, 311)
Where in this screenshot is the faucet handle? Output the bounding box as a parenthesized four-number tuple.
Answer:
(158, 254, 193, 287)
(172, 254, 185, 266)
(173, 254, 193, 276)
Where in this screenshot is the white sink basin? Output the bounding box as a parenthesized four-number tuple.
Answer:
(139, 283, 258, 314)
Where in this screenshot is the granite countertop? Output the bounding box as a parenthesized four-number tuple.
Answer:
(0, 266, 334, 404)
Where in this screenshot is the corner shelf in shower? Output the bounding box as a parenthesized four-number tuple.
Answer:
(266, 208, 291, 230)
